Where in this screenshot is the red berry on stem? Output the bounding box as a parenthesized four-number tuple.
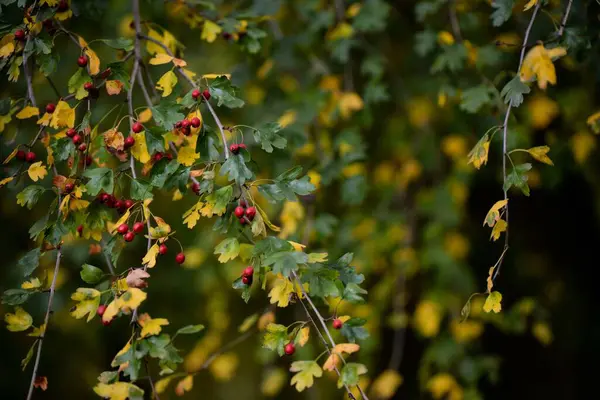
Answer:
(100, 68, 112, 79)
(239, 199, 247, 207)
(78, 143, 87, 152)
(133, 222, 144, 234)
(124, 231, 135, 242)
(72, 134, 82, 145)
(333, 319, 343, 330)
(57, 0, 69, 11)
(243, 266, 254, 277)
(175, 252, 185, 264)
(77, 55, 88, 67)
(77, 225, 83, 235)
(234, 206, 245, 218)
(66, 128, 76, 138)
(132, 122, 143, 133)
(284, 343, 295, 355)
(124, 199, 134, 209)
(25, 151, 36, 163)
(230, 144, 240, 154)
(166, 152, 173, 160)
(154, 152, 163, 162)
(16, 150, 25, 160)
(181, 119, 191, 129)
(83, 82, 94, 91)
(191, 182, 200, 194)
(64, 183, 74, 193)
(97, 304, 107, 316)
(85, 155, 93, 166)
(245, 206, 256, 220)
(182, 126, 191, 136)
(191, 117, 201, 128)
(124, 136, 135, 148)
(192, 89, 201, 99)
(117, 223, 129, 235)
(242, 276, 250, 285)
(114, 200, 123, 209)
(175, 121, 182, 129)
(202, 89, 211, 100)
(159, 244, 168, 255)
(239, 217, 247, 225)
(15, 29, 26, 41)
(45, 103, 56, 114)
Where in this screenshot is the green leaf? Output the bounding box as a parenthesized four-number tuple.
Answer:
(491, 0, 514, 27)
(29, 214, 49, 240)
(252, 122, 287, 153)
(33, 37, 52, 55)
(459, 85, 493, 113)
(21, 340, 38, 371)
(220, 154, 253, 185)
(431, 44, 467, 73)
(500, 76, 531, 108)
(253, 237, 294, 258)
(16, 185, 45, 209)
(68, 68, 92, 100)
(504, 163, 532, 196)
(341, 175, 367, 205)
(290, 361, 323, 392)
(263, 251, 308, 277)
(18, 248, 42, 277)
(2, 289, 33, 306)
(415, 0, 445, 22)
(80, 264, 103, 284)
(112, 341, 141, 381)
(37, 52, 59, 76)
(352, 0, 389, 32)
(149, 159, 180, 187)
(214, 237, 240, 263)
(83, 168, 114, 196)
(262, 323, 288, 356)
(338, 363, 368, 388)
(50, 137, 75, 162)
(130, 179, 154, 201)
(343, 282, 368, 303)
(105, 62, 131, 90)
(209, 76, 245, 108)
(175, 324, 205, 335)
(302, 264, 341, 299)
(103, 235, 124, 268)
(151, 100, 185, 131)
(145, 127, 166, 155)
(258, 170, 316, 203)
(340, 318, 369, 343)
(99, 38, 134, 51)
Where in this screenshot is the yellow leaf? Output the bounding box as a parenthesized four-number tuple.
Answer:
(296, 326, 310, 347)
(520, 45, 567, 89)
(28, 162, 48, 182)
(523, 0, 538, 10)
(0, 176, 14, 187)
(156, 70, 178, 97)
(103, 128, 125, 151)
(142, 244, 160, 268)
(427, 373, 463, 400)
(532, 322, 553, 345)
(111, 209, 131, 235)
(175, 375, 193, 396)
(278, 110, 297, 128)
(37, 112, 52, 126)
(177, 145, 199, 166)
(527, 145, 554, 165)
(370, 370, 403, 399)
(119, 288, 147, 311)
(490, 218, 507, 241)
(202, 73, 231, 80)
(155, 376, 175, 394)
(149, 53, 173, 65)
(21, 277, 42, 289)
(150, 215, 171, 239)
(50, 100, 75, 129)
(483, 291, 502, 313)
(209, 352, 239, 381)
(182, 201, 202, 229)
(172, 57, 187, 67)
(4, 306, 33, 332)
(414, 300, 442, 337)
(290, 361, 323, 392)
(3, 147, 18, 164)
(70, 198, 89, 211)
(279, 201, 304, 239)
(130, 132, 151, 163)
(323, 343, 360, 371)
(16, 106, 39, 119)
(307, 253, 328, 263)
(288, 241, 306, 251)
(0, 41, 15, 58)
(93, 382, 143, 400)
(138, 313, 169, 338)
(486, 266, 495, 293)
(146, 28, 166, 54)
(102, 298, 120, 323)
(70, 288, 101, 322)
(261, 368, 286, 397)
(28, 323, 46, 337)
(258, 311, 275, 331)
(437, 31, 455, 45)
(268, 276, 294, 307)
(483, 199, 508, 227)
(338, 92, 364, 119)
(571, 131, 596, 164)
(85, 47, 100, 75)
(450, 319, 483, 343)
(138, 108, 153, 123)
(327, 22, 353, 41)
(256, 204, 280, 232)
(201, 20, 222, 43)
(105, 80, 124, 95)
(468, 135, 490, 169)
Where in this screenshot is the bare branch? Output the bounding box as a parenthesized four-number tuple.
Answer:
(558, 0, 574, 37)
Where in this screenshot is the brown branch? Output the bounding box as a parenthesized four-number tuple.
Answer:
(558, 0, 574, 37)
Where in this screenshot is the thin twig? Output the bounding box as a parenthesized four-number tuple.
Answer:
(558, 0, 574, 37)
(144, 361, 160, 400)
(102, 241, 116, 275)
(448, 0, 463, 42)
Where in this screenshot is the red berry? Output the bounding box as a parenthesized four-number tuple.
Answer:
(97, 304, 107, 316)
(102, 318, 112, 326)
(83, 82, 94, 91)
(66, 128, 76, 138)
(77, 55, 88, 67)
(72, 134, 82, 145)
(191, 117, 201, 128)
(165, 152, 173, 160)
(245, 206, 256, 220)
(57, 0, 69, 11)
(191, 182, 200, 194)
(159, 244, 168, 255)
(14, 29, 26, 41)
(242, 276, 250, 285)
(76, 225, 83, 235)
(154, 152, 163, 162)
(132, 122, 143, 133)
(45, 103, 56, 114)
(243, 266, 254, 277)
(25, 151, 36, 163)
(182, 126, 191, 136)
(124, 136, 135, 148)
(133, 222, 144, 234)
(192, 89, 201, 99)
(124, 231, 135, 242)
(175, 252, 185, 264)
(78, 143, 87, 152)
(239, 143, 247, 150)
(100, 68, 112, 79)
(230, 144, 240, 154)
(64, 183, 74, 193)
(114, 200, 123, 209)
(117, 223, 129, 235)
(239, 217, 247, 225)
(239, 199, 247, 207)
(202, 89, 211, 100)
(85, 155, 93, 166)
(181, 119, 191, 129)
(284, 343, 295, 355)
(234, 206, 245, 218)
(124, 199, 134, 209)
(175, 121, 183, 129)
(100, 193, 109, 203)
(333, 319, 343, 330)
(16, 150, 26, 160)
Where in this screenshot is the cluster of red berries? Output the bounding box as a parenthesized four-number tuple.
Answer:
(66, 128, 88, 153)
(229, 143, 247, 155)
(117, 221, 145, 243)
(241, 266, 254, 286)
(152, 151, 173, 162)
(174, 117, 201, 136)
(15, 149, 37, 163)
(234, 200, 256, 225)
(97, 193, 135, 214)
(191, 88, 211, 101)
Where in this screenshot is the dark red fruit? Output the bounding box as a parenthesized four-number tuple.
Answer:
(284, 343, 295, 355)
(85, 155, 93, 166)
(230, 144, 240, 154)
(45, 103, 56, 114)
(114, 200, 123, 210)
(25, 151, 36, 163)
(66, 128, 76, 138)
(100, 68, 112, 79)
(132, 122, 143, 133)
(72, 134, 82, 145)
(133, 222, 144, 234)
(202, 89, 210, 100)
(234, 206, 245, 218)
(154, 152, 163, 162)
(242, 276, 250, 285)
(102, 318, 112, 326)
(124, 199, 134, 209)
(165, 152, 173, 160)
(239, 217, 247, 225)
(77, 55, 88, 67)
(97, 304, 107, 316)
(175, 252, 185, 264)
(64, 183, 74, 193)
(16, 150, 26, 160)
(117, 223, 129, 235)
(333, 319, 343, 330)
(182, 126, 191, 136)
(15, 29, 26, 41)
(57, 0, 69, 11)
(83, 82, 94, 91)
(239, 199, 247, 207)
(175, 121, 182, 129)
(192, 89, 201, 99)
(239, 143, 247, 150)
(124, 231, 135, 242)
(243, 266, 254, 277)
(100, 193, 109, 203)
(77, 225, 83, 236)
(124, 136, 135, 148)
(181, 119, 191, 129)
(78, 143, 87, 152)
(191, 117, 201, 128)
(159, 244, 168, 255)
(191, 182, 200, 194)
(245, 207, 256, 220)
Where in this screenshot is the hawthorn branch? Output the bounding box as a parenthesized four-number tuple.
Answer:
(144, 361, 160, 400)
(558, 0, 574, 37)
(448, 0, 463, 42)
